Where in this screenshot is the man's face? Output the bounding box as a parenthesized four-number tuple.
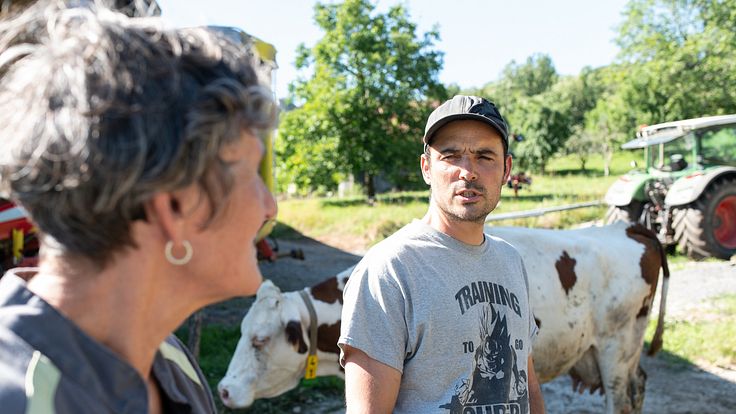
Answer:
(421, 119, 511, 224)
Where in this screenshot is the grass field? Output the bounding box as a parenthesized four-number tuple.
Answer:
(646, 294, 736, 368)
(273, 152, 635, 252)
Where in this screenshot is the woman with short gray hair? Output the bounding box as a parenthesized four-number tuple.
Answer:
(0, 2, 277, 413)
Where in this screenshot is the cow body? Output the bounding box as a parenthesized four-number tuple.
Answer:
(219, 222, 668, 413)
(490, 222, 669, 413)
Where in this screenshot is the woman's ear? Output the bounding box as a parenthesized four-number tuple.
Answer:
(144, 192, 184, 243)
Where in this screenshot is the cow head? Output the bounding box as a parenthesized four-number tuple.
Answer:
(218, 280, 310, 408)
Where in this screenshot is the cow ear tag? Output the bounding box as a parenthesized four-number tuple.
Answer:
(305, 355, 319, 380)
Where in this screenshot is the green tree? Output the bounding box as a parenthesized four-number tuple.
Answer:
(480, 54, 573, 173)
(614, 0, 736, 123)
(500, 54, 559, 97)
(583, 93, 632, 176)
(507, 94, 570, 173)
(277, 0, 445, 199)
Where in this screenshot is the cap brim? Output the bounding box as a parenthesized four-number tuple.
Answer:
(423, 114, 508, 145)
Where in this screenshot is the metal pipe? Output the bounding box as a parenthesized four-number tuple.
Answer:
(485, 200, 602, 222)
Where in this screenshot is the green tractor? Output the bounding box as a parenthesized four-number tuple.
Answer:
(605, 114, 736, 259)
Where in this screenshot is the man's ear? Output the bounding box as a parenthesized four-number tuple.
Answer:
(503, 154, 513, 184)
(420, 154, 432, 185)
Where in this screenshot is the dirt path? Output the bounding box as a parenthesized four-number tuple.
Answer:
(208, 236, 736, 413)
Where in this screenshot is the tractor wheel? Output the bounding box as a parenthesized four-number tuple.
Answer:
(605, 201, 644, 224)
(673, 177, 736, 260)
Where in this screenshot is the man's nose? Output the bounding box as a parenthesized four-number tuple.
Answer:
(458, 159, 478, 181)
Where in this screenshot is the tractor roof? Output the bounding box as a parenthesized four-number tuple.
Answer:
(622, 114, 736, 149)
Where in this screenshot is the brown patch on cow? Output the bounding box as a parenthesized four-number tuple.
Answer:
(637, 304, 649, 318)
(625, 224, 667, 299)
(316, 322, 341, 354)
(311, 277, 343, 305)
(534, 317, 541, 329)
(555, 250, 578, 295)
(285, 320, 308, 354)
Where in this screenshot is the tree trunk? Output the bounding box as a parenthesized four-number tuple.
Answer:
(603, 142, 613, 177)
(364, 173, 376, 204)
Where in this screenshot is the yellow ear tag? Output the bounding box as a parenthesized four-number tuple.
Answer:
(305, 355, 319, 380)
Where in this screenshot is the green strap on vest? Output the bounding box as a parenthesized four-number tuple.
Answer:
(25, 350, 61, 414)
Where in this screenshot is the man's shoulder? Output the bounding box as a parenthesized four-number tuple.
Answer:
(485, 232, 524, 259)
(362, 221, 437, 262)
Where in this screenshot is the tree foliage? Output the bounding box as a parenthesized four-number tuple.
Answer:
(480, 54, 574, 173)
(500, 54, 559, 97)
(508, 94, 570, 173)
(276, 0, 736, 185)
(613, 0, 736, 123)
(476, 0, 736, 176)
(277, 0, 445, 197)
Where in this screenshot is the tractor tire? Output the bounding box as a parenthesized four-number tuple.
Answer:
(673, 177, 736, 260)
(605, 201, 644, 224)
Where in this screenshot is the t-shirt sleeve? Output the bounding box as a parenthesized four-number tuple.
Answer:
(338, 259, 407, 373)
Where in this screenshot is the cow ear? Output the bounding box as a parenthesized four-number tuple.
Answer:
(257, 280, 281, 299)
(285, 320, 308, 354)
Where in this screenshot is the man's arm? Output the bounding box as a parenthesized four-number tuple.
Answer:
(527, 355, 545, 414)
(342, 344, 401, 414)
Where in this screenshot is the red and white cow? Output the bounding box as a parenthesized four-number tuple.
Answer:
(218, 221, 669, 413)
(492, 222, 669, 414)
(217, 268, 351, 408)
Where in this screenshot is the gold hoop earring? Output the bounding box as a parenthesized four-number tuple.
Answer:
(165, 240, 193, 266)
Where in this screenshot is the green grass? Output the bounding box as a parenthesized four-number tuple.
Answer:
(176, 325, 345, 413)
(275, 191, 429, 250)
(275, 188, 612, 252)
(646, 294, 736, 368)
(275, 152, 628, 250)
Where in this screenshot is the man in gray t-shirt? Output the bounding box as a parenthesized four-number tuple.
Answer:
(338, 95, 545, 413)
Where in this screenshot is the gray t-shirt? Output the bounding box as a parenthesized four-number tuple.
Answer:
(339, 220, 537, 414)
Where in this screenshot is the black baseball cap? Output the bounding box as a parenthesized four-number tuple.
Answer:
(423, 95, 509, 150)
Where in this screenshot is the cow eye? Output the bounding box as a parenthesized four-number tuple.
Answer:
(252, 336, 270, 350)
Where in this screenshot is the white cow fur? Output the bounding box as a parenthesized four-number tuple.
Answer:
(490, 222, 668, 414)
(219, 222, 668, 413)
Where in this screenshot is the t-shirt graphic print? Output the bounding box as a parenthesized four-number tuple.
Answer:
(440, 291, 529, 414)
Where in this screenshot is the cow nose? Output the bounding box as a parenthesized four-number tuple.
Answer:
(219, 386, 230, 402)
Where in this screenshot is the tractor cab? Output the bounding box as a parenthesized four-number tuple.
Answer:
(605, 114, 736, 259)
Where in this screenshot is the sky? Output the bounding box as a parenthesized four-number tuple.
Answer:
(156, 0, 631, 99)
